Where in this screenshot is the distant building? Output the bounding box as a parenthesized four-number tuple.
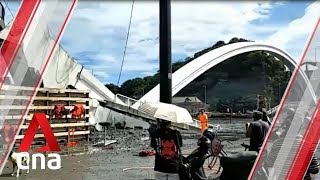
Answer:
(172, 96, 209, 113)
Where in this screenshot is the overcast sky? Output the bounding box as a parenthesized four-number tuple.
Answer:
(4, 1, 320, 85)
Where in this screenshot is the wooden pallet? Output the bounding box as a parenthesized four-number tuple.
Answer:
(0, 86, 92, 151)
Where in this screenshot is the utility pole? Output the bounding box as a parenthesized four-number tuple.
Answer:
(159, 0, 172, 104)
(269, 97, 271, 110)
(222, 104, 232, 124)
(203, 85, 207, 111)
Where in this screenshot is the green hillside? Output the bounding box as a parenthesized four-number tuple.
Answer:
(106, 37, 291, 112)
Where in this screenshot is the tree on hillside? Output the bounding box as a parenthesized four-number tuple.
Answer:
(142, 74, 160, 94)
(105, 83, 120, 94)
(120, 78, 146, 97)
(105, 37, 290, 112)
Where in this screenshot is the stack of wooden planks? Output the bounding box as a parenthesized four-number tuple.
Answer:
(0, 85, 92, 152)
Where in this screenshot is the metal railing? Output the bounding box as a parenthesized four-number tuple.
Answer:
(115, 94, 144, 107)
(268, 105, 279, 115)
(187, 118, 221, 130)
(189, 118, 201, 128)
(267, 101, 304, 116)
(113, 94, 221, 130)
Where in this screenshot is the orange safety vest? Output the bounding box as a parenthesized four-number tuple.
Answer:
(199, 114, 208, 133)
(199, 114, 208, 123)
(52, 105, 67, 119)
(71, 104, 85, 119)
(3, 124, 15, 143)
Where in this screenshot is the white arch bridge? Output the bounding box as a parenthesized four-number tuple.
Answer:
(104, 42, 317, 129)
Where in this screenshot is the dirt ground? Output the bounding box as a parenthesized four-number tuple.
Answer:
(1, 150, 155, 180)
(0, 128, 248, 180)
(1, 120, 318, 180)
(0, 130, 193, 180)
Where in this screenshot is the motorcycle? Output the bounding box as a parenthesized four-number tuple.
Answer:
(185, 135, 212, 180)
(219, 150, 257, 180)
(183, 128, 258, 180)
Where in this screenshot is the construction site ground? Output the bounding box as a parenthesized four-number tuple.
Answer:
(1, 119, 318, 180)
(0, 127, 247, 180)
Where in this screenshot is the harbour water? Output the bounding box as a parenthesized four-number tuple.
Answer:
(210, 118, 248, 140)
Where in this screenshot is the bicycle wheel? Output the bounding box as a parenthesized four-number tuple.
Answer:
(204, 154, 222, 178)
(206, 154, 217, 169)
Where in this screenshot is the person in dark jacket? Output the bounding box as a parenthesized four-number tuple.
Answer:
(246, 110, 270, 152)
(148, 119, 183, 180)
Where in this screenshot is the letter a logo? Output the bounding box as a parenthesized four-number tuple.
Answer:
(18, 113, 61, 152)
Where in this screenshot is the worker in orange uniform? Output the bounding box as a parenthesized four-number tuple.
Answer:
(198, 109, 208, 133)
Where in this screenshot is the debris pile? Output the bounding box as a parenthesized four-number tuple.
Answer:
(92, 127, 151, 152)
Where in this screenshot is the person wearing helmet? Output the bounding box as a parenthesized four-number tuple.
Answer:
(245, 110, 270, 152)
